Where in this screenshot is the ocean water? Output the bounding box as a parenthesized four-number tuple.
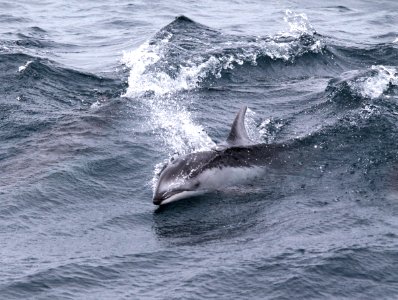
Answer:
(1, 0, 398, 299)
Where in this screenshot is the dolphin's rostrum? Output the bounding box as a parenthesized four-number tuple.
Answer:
(153, 106, 293, 205)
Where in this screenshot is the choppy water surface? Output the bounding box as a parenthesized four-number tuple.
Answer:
(1, 1, 398, 299)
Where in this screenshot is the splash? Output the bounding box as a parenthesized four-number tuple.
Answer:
(121, 47, 217, 97)
(283, 9, 316, 36)
(245, 108, 264, 143)
(245, 109, 287, 143)
(359, 104, 381, 120)
(328, 65, 398, 103)
(355, 65, 397, 99)
(258, 118, 285, 142)
(121, 38, 168, 96)
(145, 95, 215, 155)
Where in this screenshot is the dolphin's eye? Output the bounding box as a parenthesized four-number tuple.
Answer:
(194, 182, 200, 188)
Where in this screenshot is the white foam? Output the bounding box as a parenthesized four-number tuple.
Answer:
(359, 104, 380, 120)
(121, 40, 164, 96)
(147, 97, 216, 155)
(353, 65, 397, 99)
(18, 60, 32, 73)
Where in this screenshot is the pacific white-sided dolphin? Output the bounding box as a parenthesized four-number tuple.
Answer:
(153, 106, 295, 205)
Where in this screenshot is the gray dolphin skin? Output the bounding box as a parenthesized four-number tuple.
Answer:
(153, 106, 294, 205)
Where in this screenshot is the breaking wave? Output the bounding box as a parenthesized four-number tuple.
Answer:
(122, 11, 323, 97)
(327, 65, 398, 103)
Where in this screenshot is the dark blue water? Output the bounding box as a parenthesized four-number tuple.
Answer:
(1, 1, 398, 299)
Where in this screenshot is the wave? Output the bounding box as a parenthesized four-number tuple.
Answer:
(122, 12, 324, 97)
(122, 13, 398, 98)
(246, 63, 398, 152)
(0, 52, 122, 109)
(327, 65, 398, 105)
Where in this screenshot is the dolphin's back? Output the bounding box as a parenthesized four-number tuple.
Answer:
(189, 143, 293, 178)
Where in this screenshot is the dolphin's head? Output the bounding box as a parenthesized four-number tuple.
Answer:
(153, 151, 216, 205)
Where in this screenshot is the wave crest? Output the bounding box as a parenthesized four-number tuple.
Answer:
(327, 65, 398, 106)
(122, 12, 323, 97)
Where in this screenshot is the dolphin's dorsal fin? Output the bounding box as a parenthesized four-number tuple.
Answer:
(226, 106, 252, 146)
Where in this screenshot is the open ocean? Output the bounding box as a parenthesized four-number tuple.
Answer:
(1, 0, 398, 299)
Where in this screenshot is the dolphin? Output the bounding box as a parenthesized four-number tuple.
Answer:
(153, 106, 294, 205)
